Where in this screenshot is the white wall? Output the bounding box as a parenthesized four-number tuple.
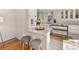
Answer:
(15, 9, 28, 39)
(0, 9, 16, 42)
(0, 9, 29, 41)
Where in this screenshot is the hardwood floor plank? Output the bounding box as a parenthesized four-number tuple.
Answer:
(0, 38, 30, 50)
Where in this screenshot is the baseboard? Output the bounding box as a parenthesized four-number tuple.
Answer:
(15, 37, 20, 41)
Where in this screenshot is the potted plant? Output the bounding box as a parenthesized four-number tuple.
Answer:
(35, 18, 41, 29)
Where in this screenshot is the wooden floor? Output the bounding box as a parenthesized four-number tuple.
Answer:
(0, 36, 64, 50)
(0, 33, 72, 50)
(0, 38, 29, 50)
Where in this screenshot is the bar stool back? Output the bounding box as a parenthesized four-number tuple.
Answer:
(31, 39, 42, 50)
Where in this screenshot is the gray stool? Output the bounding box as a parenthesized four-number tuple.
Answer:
(21, 36, 31, 50)
(31, 39, 41, 50)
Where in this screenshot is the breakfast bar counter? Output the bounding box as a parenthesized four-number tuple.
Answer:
(27, 28, 50, 50)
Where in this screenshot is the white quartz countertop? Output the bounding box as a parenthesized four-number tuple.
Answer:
(27, 28, 50, 36)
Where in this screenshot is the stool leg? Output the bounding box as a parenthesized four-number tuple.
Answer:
(22, 43, 25, 50)
(28, 42, 29, 49)
(20, 42, 23, 50)
(29, 41, 32, 50)
(20, 42, 22, 49)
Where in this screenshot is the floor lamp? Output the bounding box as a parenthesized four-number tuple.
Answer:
(0, 16, 4, 48)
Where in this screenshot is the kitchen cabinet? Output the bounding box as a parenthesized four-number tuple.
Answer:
(27, 28, 50, 50)
(61, 9, 79, 19)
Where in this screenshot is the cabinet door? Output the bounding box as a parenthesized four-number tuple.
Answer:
(75, 9, 79, 18)
(70, 10, 73, 19)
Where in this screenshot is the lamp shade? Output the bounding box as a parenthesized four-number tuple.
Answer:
(0, 16, 4, 23)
